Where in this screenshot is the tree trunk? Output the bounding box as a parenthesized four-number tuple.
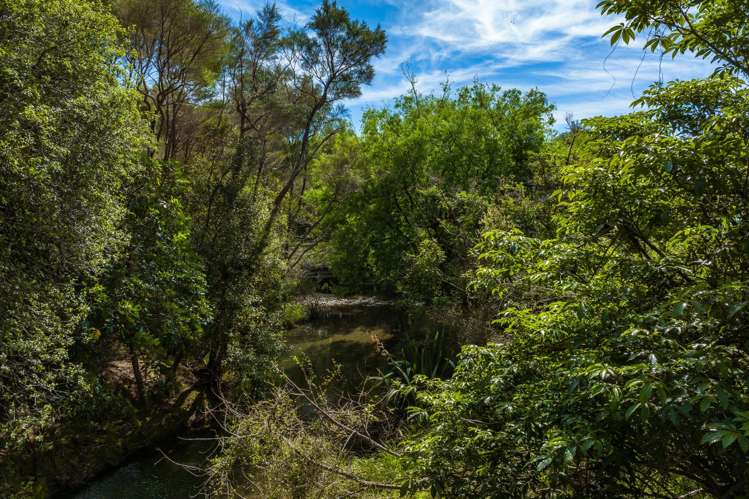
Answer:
(128, 344, 148, 408)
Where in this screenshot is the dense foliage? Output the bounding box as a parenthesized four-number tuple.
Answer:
(406, 81, 749, 497)
(0, 0, 147, 459)
(2, 0, 749, 497)
(0, 0, 385, 494)
(326, 85, 553, 302)
(400, 3, 749, 496)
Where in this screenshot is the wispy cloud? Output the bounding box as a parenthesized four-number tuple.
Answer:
(219, 0, 308, 24)
(217, 0, 713, 129)
(408, 0, 609, 55)
(370, 0, 712, 126)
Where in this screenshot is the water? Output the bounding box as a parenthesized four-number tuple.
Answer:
(63, 298, 478, 498)
(60, 434, 215, 499)
(63, 297, 488, 499)
(283, 297, 400, 392)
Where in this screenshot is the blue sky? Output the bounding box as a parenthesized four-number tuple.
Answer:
(218, 0, 713, 129)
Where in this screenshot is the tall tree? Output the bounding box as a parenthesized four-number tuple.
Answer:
(403, 2, 749, 496)
(326, 84, 553, 301)
(0, 0, 147, 452)
(87, 160, 212, 408)
(184, 1, 386, 401)
(114, 0, 230, 161)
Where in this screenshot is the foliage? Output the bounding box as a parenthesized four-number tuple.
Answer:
(391, 5, 749, 497)
(207, 377, 405, 498)
(0, 0, 147, 455)
(404, 74, 749, 497)
(86, 160, 212, 406)
(7, 0, 749, 496)
(327, 83, 554, 301)
(182, 0, 386, 399)
(287, 128, 364, 275)
(599, 0, 749, 77)
(0, 0, 385, 493)
(114, 0, 231, 161)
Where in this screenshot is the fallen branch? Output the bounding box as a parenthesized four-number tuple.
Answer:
(678, 489, 704, 499)
(279, 433, 402, 491)
(155, 448, 204, 477)
(282, 373, 402, 458)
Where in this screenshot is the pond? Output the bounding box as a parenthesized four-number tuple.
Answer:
(61, 297, 481, 498)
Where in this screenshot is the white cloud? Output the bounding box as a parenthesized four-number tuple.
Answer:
(413, 0, 608, 54)
(215, 0, 714, 129)
(391, 0, 710, 116)
(552, 96, 635, 123)
(219, 0, 308, 24)
(536, 54, 714, 99)
(355, 62, 533, 106)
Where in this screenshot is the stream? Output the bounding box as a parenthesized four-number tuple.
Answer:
(62, 297, 480, 498)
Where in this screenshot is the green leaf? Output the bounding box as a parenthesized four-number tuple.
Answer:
(640, 384, 653, 402)
(701, 431, 723, 445)
(610, 29, 622, 45)
(699, 397, 713, 413)
(625, 403, 641, 420)
(537, 457, 553, 471)
(728, 302, 746, 319)
(738, 436, 749, 453)
(673, 302, 687, 317)
(602, 24, 623, 37)
(581, 439, 595, 453)
(721, 433, 737, 448)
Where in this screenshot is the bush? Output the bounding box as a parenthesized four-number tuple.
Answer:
(403, 77, 749, 497)
(207, 374, 407, 497)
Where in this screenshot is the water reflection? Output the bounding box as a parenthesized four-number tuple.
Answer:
(66, 300, 402, 499)
(63, 435, 214, 499)
(283, 304, 400, 392)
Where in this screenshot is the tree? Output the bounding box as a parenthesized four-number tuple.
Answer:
(114, 0, 230, 161)
(599, 0, 749, 77)
(87, 160, 212, 408)
(326, 83, 553, 302)
(0, 0, 147, 454)
(183, 0, 386, 401)
(399, 2, 749, 496)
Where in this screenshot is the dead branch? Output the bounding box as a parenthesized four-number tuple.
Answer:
(282, 373, 402, 458)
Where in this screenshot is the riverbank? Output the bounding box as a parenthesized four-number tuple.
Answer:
(45, 297, 401, 498)
(26, 296, 493, 498)
(1, 393, 204, 498)
(58, 430, 215, 499)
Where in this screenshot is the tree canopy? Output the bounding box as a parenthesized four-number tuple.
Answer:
(2, 0, 749, 497)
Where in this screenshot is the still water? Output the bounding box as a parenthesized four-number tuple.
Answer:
(64, 298, 412, 498)
(63, 434, 215, 499)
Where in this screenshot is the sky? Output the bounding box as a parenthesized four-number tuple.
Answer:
(217, 0, 713, 130)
